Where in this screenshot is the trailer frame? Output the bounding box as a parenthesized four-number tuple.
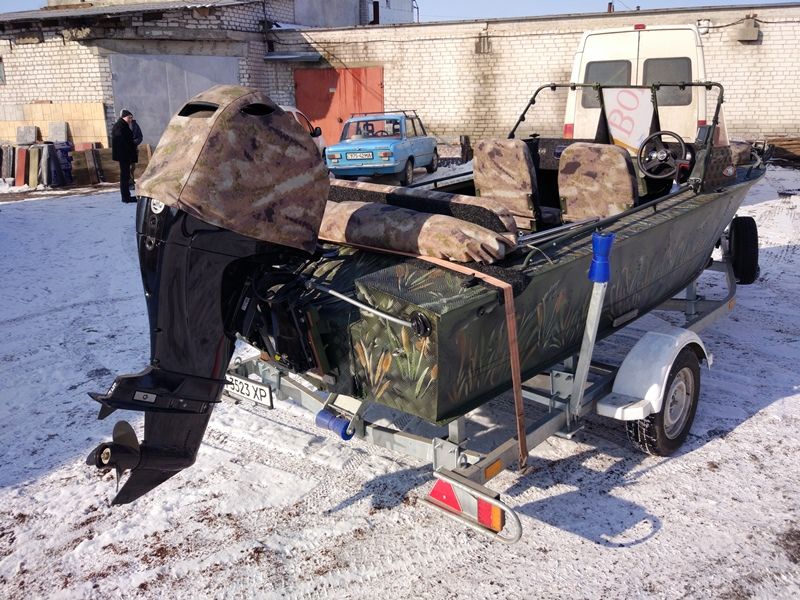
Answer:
(223, 254, 738, 543)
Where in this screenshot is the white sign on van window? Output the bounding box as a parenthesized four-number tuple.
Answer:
(601, 88, 654, 154)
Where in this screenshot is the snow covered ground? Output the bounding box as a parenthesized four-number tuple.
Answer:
(1, 171, 799, 599)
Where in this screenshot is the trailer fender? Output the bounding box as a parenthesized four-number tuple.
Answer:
(602, 326, 710, 420)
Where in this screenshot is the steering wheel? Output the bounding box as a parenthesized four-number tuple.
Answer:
(374, 130, 389, 137)
(637, 130, 687, 180)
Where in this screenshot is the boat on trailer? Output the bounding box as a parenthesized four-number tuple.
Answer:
(86, 81, 769, 541)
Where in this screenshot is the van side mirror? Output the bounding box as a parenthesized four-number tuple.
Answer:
(312, 126, 322, 138)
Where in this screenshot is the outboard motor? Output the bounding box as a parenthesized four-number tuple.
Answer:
(86, 85, 329, 504)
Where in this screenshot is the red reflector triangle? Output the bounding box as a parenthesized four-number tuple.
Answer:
(428, 480, 461, 513)
(477, 499, 493, 528)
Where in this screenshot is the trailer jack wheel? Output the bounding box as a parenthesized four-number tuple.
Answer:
(626, 347, 700, 456)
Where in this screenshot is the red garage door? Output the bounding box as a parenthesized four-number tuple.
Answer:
(294, 66, 384, 146)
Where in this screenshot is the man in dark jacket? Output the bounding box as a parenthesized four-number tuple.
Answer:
(111, 109, 137, 203)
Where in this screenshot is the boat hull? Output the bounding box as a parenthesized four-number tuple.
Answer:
(343, 178, 757, 423)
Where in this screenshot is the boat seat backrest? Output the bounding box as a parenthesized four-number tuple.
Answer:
(558, 142, 639, 220)
(473, 139, 539, 223)
(701, 145, 737, 191)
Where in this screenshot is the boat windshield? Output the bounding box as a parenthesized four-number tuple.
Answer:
(341, 118, 401, 141)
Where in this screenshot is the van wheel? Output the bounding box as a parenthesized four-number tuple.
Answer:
(399, 159, 414, 186)
(626, 347, 700, 456)
(426, 151, 439, 174)
(729, 216, 759, 284)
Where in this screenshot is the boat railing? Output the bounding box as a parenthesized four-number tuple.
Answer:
(407, 168, 474, 189)
(507, 81, 725, 141)
(519, 183, 697, 269)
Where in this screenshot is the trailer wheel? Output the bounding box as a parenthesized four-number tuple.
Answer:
(626, 347, 700, 456)
(729, 216, 759, 284)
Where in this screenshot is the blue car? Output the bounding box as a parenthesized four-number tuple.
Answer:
(325, 110, 438, 186)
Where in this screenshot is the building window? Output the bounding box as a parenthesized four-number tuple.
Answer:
(0, 58, 5, 85)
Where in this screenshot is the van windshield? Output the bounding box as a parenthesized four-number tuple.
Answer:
(341, 119, 401, 141)
(643, 57, 692, 106)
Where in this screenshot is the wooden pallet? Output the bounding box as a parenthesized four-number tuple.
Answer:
(770, 137, 800, 161)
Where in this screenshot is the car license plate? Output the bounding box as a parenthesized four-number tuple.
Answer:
(346, 152, 373, 160)
(224, 373, 272, 406)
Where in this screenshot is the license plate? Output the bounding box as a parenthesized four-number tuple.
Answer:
(224, 373, 272, 405)
(346, 152, 373, 160)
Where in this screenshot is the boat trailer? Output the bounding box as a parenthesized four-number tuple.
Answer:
(224, 237, 739, 543)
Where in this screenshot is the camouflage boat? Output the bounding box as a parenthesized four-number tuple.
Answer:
(86, 82, 768, 504)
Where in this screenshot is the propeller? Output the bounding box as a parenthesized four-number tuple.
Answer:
(86, 421, 141, 491)
(87, 411, 212, 505)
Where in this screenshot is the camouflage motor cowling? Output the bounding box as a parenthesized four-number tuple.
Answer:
(136, 85, 329, 253)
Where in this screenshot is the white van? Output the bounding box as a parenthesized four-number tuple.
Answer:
(563, 24, 709, 144)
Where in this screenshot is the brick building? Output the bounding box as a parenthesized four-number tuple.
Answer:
(0, 0, 414, 146)
(0, 1, 797, 149)
(269, 3, 800, 144)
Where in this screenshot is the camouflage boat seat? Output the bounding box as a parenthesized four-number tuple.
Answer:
(473, 139, 558, 231)
(558, 142, 639, 221)
(319, 200, 516, 264)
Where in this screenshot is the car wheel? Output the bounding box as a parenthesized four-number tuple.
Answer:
(425, 151, 439, 174)
(399, 159, 414, 186)
(729, 216, 759, 284)
(626, 347, 701, 456)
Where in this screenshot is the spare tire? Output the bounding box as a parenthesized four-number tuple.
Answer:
(730, 216, 759, 284)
